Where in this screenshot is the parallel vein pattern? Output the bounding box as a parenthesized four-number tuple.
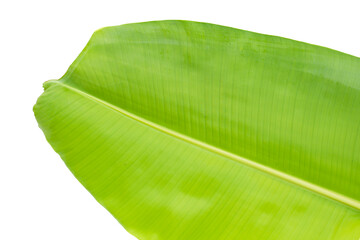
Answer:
(50, 80, 360, 210)
(34, 20, 360, 239)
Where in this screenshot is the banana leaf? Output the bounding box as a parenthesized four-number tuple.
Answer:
(34, 20, 360, 239)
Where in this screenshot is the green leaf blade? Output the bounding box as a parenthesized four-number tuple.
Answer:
(34, 20, 360, 239)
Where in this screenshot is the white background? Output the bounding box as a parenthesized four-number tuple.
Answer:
(0, 0, 359, 239)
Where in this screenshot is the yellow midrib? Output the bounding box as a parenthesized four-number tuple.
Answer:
(49, 80, 360, 210)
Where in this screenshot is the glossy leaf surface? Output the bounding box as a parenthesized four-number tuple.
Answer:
(34, 21, 360, 239)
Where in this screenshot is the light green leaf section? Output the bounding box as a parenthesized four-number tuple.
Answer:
(34, 21, 360, 239)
